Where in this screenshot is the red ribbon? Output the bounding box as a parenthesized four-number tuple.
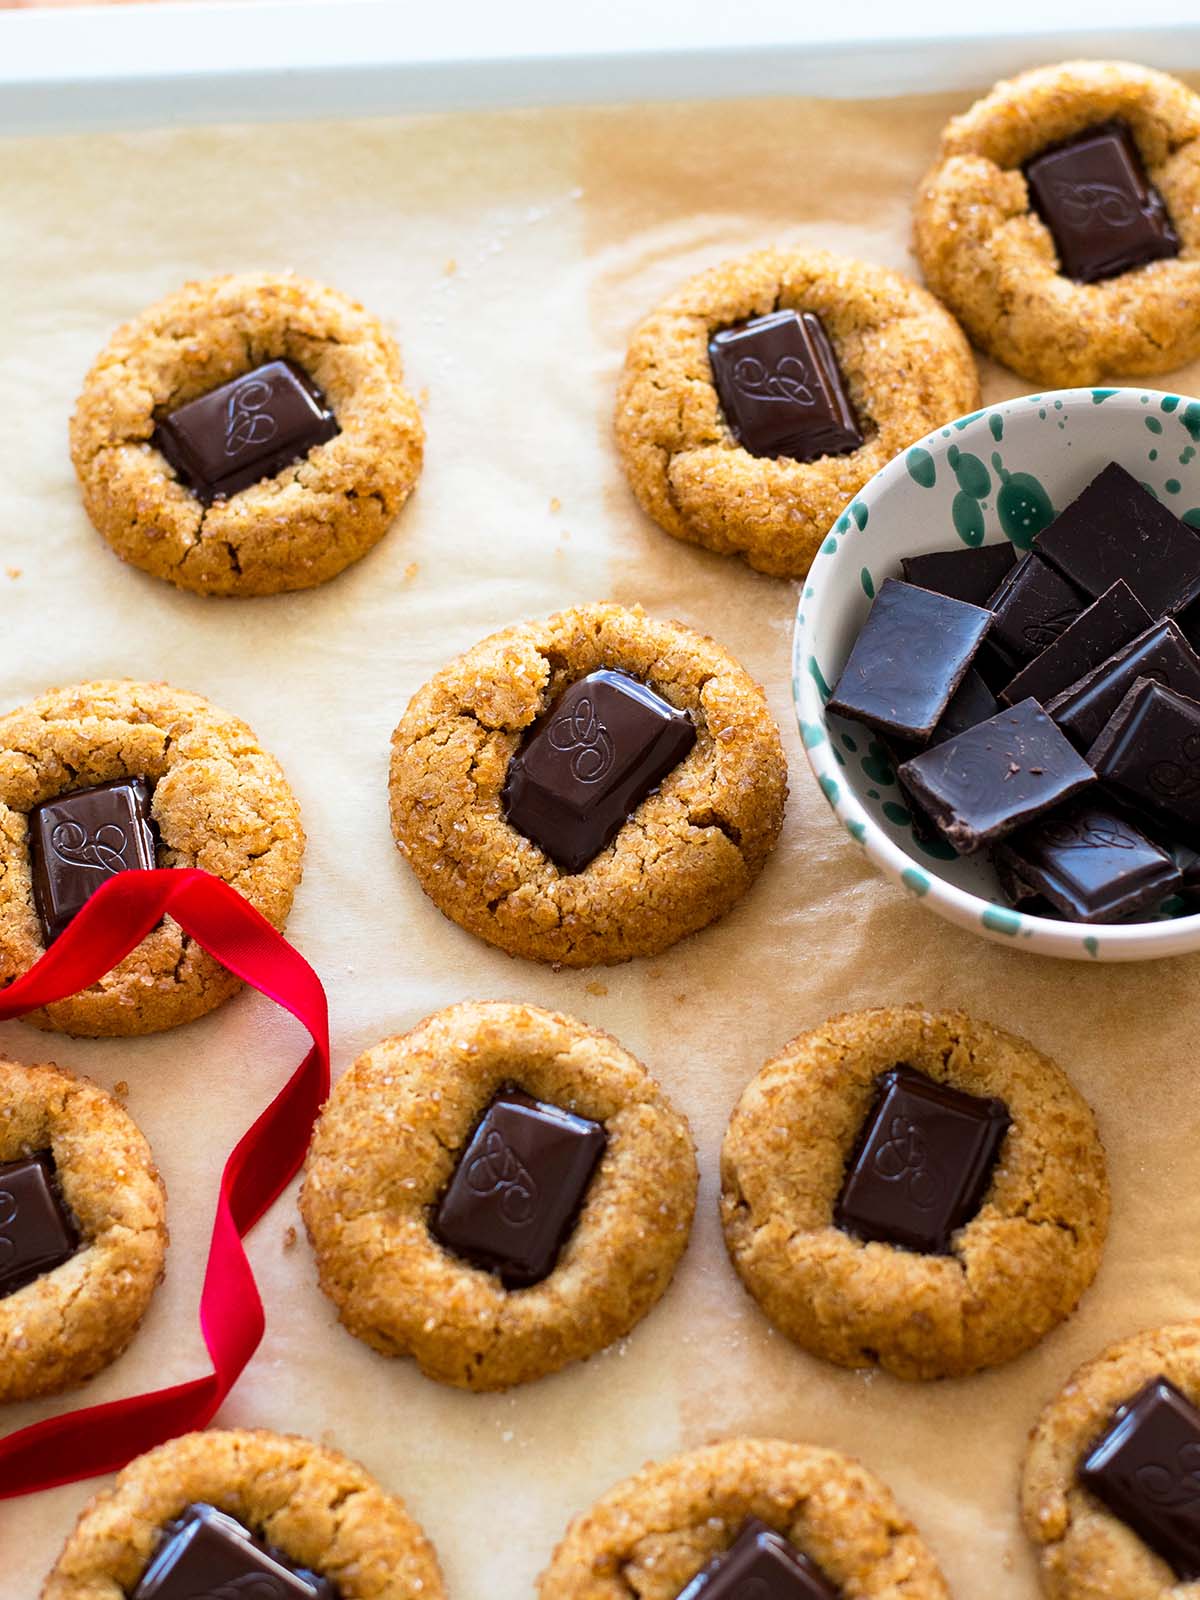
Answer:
(0, 868, 329, 1497)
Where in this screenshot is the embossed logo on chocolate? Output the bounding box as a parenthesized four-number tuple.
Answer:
(203, 1578, 290, 1600)
(224, 377, 279, 458)
(871, 1116, 944, 1210)
(1040, 816, 1137, 852)
(547, 697, 615, 784)
(1132, 1441, 1200, 1515)
(1023, 607, 1084, 649)
(49, 818, 131, 877)
(0, 1188, 17, 1261)
(466, 1129, 539, 1226)
(1148, 732, 1200, 804)
(1051, 179, 1141, 231)
(731, 354, 816, 407)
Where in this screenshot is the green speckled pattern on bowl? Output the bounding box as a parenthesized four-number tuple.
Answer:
(793, 386, 1200, 962)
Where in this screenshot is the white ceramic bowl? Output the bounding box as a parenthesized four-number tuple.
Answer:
(793, 385, 1200, 961)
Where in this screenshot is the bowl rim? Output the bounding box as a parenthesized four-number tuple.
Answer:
(791, 383, 1200, 962)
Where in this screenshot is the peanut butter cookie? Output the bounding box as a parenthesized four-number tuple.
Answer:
(538, 1437, 949, 1600)
(300, 1001, 696, 1391)
(42, 1427, 446, 1600)
(614, 249, 979, 579)
(71, 271, 423, 597)
(388, 602, 786, 967)
(0, 678, 304, 1036)
(721, 1006, 1108, 1380)
(0, 1057, 166, 1404)
(915, 61, 1200, 385)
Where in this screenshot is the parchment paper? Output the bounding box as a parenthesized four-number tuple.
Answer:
(4, 87, 1200, 1600)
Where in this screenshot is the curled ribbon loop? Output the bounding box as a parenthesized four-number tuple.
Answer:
(0, 867, 330, 1500)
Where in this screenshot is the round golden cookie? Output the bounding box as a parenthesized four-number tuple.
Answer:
(0, 1057, 166, 1404)
(614, 248, 979, 579)
(0, 678, 305, 1037)
(388, 602, 787, 967)
(70, 271, 424, 597)
(300, 1001, 697, 1391)
(914, 60, 1200, 385)
(42, 1426, 445, 1600)
(1022, 1321, 1200, 1600)
(720, 1006, 1109, 1381)
(538, 1437, 949, 1600)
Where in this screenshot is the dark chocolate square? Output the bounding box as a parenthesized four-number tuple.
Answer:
(432, 1088, 606, 1288)
(900, 543, 1017, 608)
(826, 578, 992, 743)
(1088, 677, 1200, 832)
(994, 802, 1181, 923)
(834, 1066, 1010, 1255)
(927, 669, 1000, 748)
(1001, 581, 1153, 709)
(897, 698, 1096, 853)
(154, 359, 340, 504)
(28, 778, 157, 946)
(1080, 1376, 1200, 1580)
(1024, 120, 1180, 283)
(987, 554, 1087, 667)
(1034, 464, 1200, 618)
(708, 310, 863, 462)
(1046, 619, 1200, 751)
(133, 1504, 335, 1600)
(675, 1518, 838, 1600)
(502, 670, 695, 874)
(0, 1152, 77, 1298)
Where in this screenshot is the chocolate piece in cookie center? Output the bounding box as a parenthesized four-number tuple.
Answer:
(432, 1088, 606, 1288)
(708, 309, 863, 462)
(0, 1151, 78, 1298)
(28, 777, 158, 947)
(1023, 119, 1180, 284)
(153, 358, 340, 505)
(133, 1502, 337, 1600)
(1080, 1375, 1200, 1580)
(834, 1066, 1010, 1254)
(502, 669, 696, 874)
(675, 1517, 839, 1600)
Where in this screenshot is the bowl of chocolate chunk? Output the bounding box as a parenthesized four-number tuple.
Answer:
(794, 386, 1200, 959)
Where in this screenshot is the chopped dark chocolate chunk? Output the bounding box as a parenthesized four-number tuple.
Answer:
(1024, 119, 1180, 283)
(900, 543, 1017, 608)
(503, 670, 695, 874)
(1080, 1376, 1200, 1580)
(1001, 581, 1153, 708)
(432, 1088, 606, 1288)
(987, 553, 1087, 667)
(927, 670, 1000, 748)
(827, 579, 991, 743)
(28, 777, 157, 947)
(833, 1066, 1009, 1255)
(1046, 619, 1200, 751)
(1034, 463, 1200, 618)
(897, 698, 1095, 853)
(675, 1518, 839, 1600)
(994, 802, 1181, 923)
(0, 1151, 77, 1298)
(1088, 677, 1200, 833)
(154, 359, 340, 505)
(133, 1503, 337, 1600)
(708, 309, 863, 462)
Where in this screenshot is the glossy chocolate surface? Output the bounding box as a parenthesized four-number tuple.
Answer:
(1034, 463, 1200, 618)
(987, 554, 1087, 667)
(154, 359, 339, 504)
(900, 542, 1017, 608)
(709, 310, 863, 462)
(1080, 1376, 1200, 1580)
(132, 1503, 336, 1600)
(0, 1151, 77, 1298)
(1001, 581, 1153, 708)
(1046, 619, 1200, 751)
(432, 1088, 606, 1287)
(826, 579, 991, 742)
(502, 670, 696, 874)
(675, 1518, 839, 1600)
(1088, 678, 1200, 832)
(926, 669, 1000, 749)
(1024, 119, 1180, 282)
(995, 801, 1181, 923)
(834, 1067, 1010, 1255)
(897, 698, 1095, 853)
(28, 778, 157, 946)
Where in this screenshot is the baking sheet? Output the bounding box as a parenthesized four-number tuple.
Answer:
(4, 86, 1200, 1599)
